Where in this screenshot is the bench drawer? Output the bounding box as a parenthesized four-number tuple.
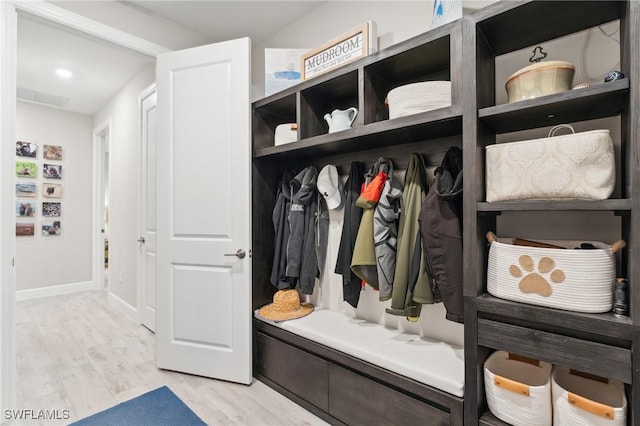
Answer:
(255, 331, 329, 411)
(328, 364, 451, 425)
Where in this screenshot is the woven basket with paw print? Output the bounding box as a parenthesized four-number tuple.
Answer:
(486, 232, 625, 313)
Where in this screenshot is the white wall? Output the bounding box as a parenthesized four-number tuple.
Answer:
(15, 101, 93, 291)
(93, 64, 155, 310)
(252, 1, 434, 100)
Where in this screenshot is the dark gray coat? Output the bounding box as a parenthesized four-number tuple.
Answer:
(287, 166, 319, 295)
(270, 171, 295, 290)
(419, 146, 464, 323)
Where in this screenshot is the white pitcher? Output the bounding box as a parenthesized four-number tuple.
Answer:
(324, 107, 358, 133)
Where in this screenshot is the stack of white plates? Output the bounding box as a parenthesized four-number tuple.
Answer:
(386, 81, 451, 119)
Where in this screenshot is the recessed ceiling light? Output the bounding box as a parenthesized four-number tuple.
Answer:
(56, 68, 73, 79)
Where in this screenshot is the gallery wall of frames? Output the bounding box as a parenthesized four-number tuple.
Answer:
(15, 141, 63, 237)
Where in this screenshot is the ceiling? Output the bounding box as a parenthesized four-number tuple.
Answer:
(17, 1, 324, 116)
(127, 1, 324, 43)
(17, 13, 155, 116)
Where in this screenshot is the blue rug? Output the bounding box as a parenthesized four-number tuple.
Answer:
(70, 386, 206, 426)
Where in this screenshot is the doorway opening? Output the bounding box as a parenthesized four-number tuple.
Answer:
(93, 120, 110, 290)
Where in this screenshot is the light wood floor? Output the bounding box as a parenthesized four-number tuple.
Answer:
(12, 290, 328, 425)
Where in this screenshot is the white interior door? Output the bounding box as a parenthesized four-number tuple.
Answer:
(139, 85, 157, 332)
(155, 38, 252, 384)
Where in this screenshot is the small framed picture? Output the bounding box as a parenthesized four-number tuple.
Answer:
(16, 161, 36, 178)
(43, 145, 63, 161)
(16, 222, 35, 236)
(42, 202, 61, 217)
(42, 220, 61, 236)
(42, 183, 63, 198)
(16, 141, 37, 158)
(16, 182, 36, 197)
(16, 202, 36, 217)
(43, 163, 62, 180)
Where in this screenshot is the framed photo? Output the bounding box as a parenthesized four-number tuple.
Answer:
(43, 163, 62, 179)
(42, 183, 63, 198)
(42, 202, 61, 217)
(16, 141, 37, 158)
(16, 182, 36, 197)
(42, 220, 61, 236)
(16, 222, 35, 236)
(265, 48, 309, 97)
(431, 0, 462, 29)
(43, 144, 63, 161)
(16, 161, 36, 178)
(16, 202, 36, 217)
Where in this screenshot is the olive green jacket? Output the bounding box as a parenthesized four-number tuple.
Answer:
(386, 153, 433, 318)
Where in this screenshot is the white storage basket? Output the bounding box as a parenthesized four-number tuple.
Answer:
(385, 81, 451, 119)
(274, 123, 297, 146)
(486, 232, 625, 313)
(484, 351, 552, 426)
(552, 366, 627, 425)
(485, 124, 615, 202)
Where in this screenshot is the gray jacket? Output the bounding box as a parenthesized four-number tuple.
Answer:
(270, 171, 295, 289)
(374, 160, 403, 301)
(286, 166, 319, 295)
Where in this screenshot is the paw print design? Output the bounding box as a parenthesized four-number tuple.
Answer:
(509, 255, 565, 297)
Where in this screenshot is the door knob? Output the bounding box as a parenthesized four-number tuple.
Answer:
(137, 237, 145, 243)
(224, 249, 246, 259)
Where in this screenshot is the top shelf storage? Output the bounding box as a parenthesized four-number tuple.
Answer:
(252, 20, 463, 157)
(474, 0, 624, 56)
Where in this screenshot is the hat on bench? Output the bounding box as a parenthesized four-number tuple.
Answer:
(258, 289, 314, 322)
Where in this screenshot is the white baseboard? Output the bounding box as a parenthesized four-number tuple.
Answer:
(16, 281, 94, 301)
(108, 291, 138, 322)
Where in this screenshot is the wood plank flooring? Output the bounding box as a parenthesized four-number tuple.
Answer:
(11, 290, 328, 425)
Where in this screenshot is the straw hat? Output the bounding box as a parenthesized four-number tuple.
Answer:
(258, 289, 313, 322)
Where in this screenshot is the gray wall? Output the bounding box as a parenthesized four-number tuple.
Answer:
(15, 102, 93, 291)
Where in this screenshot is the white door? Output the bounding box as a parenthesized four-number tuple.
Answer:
(155, 38, 252, 384)
(139, 85, 157, 332)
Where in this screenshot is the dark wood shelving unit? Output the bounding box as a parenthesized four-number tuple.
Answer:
(251, 17, 465, 426)
(477, 199, 632, 213)
(253, 108, 461, 160)
(476, 294, 634, 339)
(478, 79, 630, 134)
(465, 1, 639, 425)
(251, 1, 639, 424)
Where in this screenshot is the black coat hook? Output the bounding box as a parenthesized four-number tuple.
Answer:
(529, 46, 548, 63)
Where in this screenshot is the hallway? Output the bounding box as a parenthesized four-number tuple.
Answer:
(13, 291, 328, 425)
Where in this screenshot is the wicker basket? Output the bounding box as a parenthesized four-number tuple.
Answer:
(552, 366, 627, 425)
(486, 232, 625, 313)
(484, 351, 553, 426)
(385, 81, 451, 119)
(274, 123, 297, 146)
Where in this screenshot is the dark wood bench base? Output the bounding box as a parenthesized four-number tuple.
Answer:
(254, 319, 464, 425)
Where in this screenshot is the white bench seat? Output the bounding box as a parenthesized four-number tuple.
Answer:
(255, 309, 465, 397)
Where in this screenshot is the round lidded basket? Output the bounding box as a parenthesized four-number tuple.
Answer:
(505, 60, 575, 103)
